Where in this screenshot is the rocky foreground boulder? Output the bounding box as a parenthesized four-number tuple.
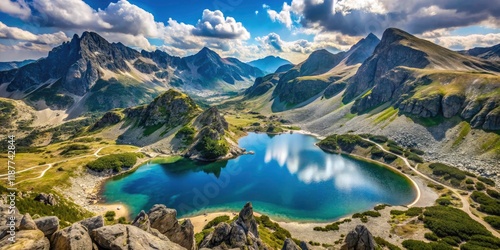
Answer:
(0, 201, 378, 250)
(200, 202, 268, 250)
(341, 225, 376, 250)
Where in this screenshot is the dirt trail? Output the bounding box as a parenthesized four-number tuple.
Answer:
(365, 138, 500, 238)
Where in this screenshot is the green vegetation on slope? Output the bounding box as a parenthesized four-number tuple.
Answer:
(195, 136, 229, 160)
(86, 153, 140, 172)
(28, 80, 74, 109)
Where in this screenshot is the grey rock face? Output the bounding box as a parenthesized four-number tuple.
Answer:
(342, 225, 376, 250)
(19, 213, 37, 231)
(78, 215, 104, 232)
(91, 224, 185, 250)
(90, 111, 123, 131)
(50, 223, 92, 250)
(132, 210, 150, 232)
(442, 94, 465, 118)
(34, 216, 59, 237)
(137, 89, 200, 128)
(34, 193, 58, 206)
(235, 202, 259, 238)
(147, 204, 195, 250)
(282, 238, 301, 250)
(0, 229, 49, 250)
(199, 202, 268, 250)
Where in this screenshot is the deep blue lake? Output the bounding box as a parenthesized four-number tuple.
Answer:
(102, 133, 416, 221)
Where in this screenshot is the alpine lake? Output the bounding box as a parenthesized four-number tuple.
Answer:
(102, 132, 416, 222)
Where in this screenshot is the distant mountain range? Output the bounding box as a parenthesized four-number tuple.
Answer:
(247, 56, 292, 74)
(460, 44, 500, 61)
(0, 60, 35, 71)
(0, 32, 263, 115)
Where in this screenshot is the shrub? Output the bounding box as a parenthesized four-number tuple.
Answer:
(390, 210, 406, 216)
(370, 147, 384, 157)
(374, 237, 401, 250)
(203, 215, 230, 230)
(406, 207, 423, 217)
(86, 153, 138, 172)
(59, 144, 90, 156)
(406, 152, 424, 163)
(374, 204, 390, 211)
(478, 176, 495, 186)
(317, 135, 339, 151)
(423, 206, 493, 242)
(118, 217, 127, 224)
(105, 211, 116, 221)
(466, 179, 474, 184)
(436, 198, 452, 206)
(429, 163, 466, 181)
(475, 182, 486, 191)
(424, 232, 439, 241)
(195, 136, 229, 159)
(484, 216, 500, 230)
(487, 189, 500, 199)
(409, 148, 425, 155)
(383, 153, 397, 162)
(471, 191, 500, 215)
(175, 125, 196, 144)
(369, 135, 388, 143)
(388, 146, 403, 155)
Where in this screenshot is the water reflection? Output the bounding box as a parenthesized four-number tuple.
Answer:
(263, 133, 373, 190)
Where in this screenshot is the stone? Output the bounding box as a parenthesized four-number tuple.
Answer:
(34, 216, 59, 237)
(0, 229, 49, 250)
(342, 225, 376, 250)
(19, 214, 37, 231)
(147, 204, 195, 250)
(50, 223, 92, 250)
(91, 224, 184, 250)
(78, 215, 104, 232)
(132, 210, 150, 232)
(234, 202, 259, 238)
(199, 203, 268, 250)
(282, 238, 301, 250)
(34, 193, 58, 206)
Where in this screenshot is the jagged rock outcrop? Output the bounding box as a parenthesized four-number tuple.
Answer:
(186, 107, 244, 161)
(19, 214, 37, 231)
(341, 225, 376, 250)
(147, 204, 195, 250)
(282, 238, 301, 250)
(90, 111, 124, 131)
(50, 223, 92, 250)
(200, 202, 268, 250)
(134, 89, 201, 129)
(245, 73, 281, 98)
(34, 216, 59, 237)
(0, 204, 190, 250)
(0, 229, 50, 250)
(34, 193, 58, 206)
(3, 31, 139, 96)
(272, 33, 379, 105)
(91, 224, 185, 250)
(78, 215, 104, 232)
(132, 210, 151, 232)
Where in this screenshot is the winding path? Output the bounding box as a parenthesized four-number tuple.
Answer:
(364, 138, 500, 238)
(0, 147, 108, 184)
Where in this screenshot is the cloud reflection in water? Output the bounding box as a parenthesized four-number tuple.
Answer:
(264, 134, 377, 191)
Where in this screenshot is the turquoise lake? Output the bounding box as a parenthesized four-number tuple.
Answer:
(102, 133, 416, 221)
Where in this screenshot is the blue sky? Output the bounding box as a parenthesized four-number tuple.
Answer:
(0, 0, 499, 62)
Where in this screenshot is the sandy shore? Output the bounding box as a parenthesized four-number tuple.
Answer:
(95, 203, 130, 219)
(183, 211, 263, 233)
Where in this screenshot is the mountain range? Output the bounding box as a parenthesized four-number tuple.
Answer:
(247, 56, 292, 74)
(0, 32, 263, 116)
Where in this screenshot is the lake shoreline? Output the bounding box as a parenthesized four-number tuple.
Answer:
(68, 131, 429, 227)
